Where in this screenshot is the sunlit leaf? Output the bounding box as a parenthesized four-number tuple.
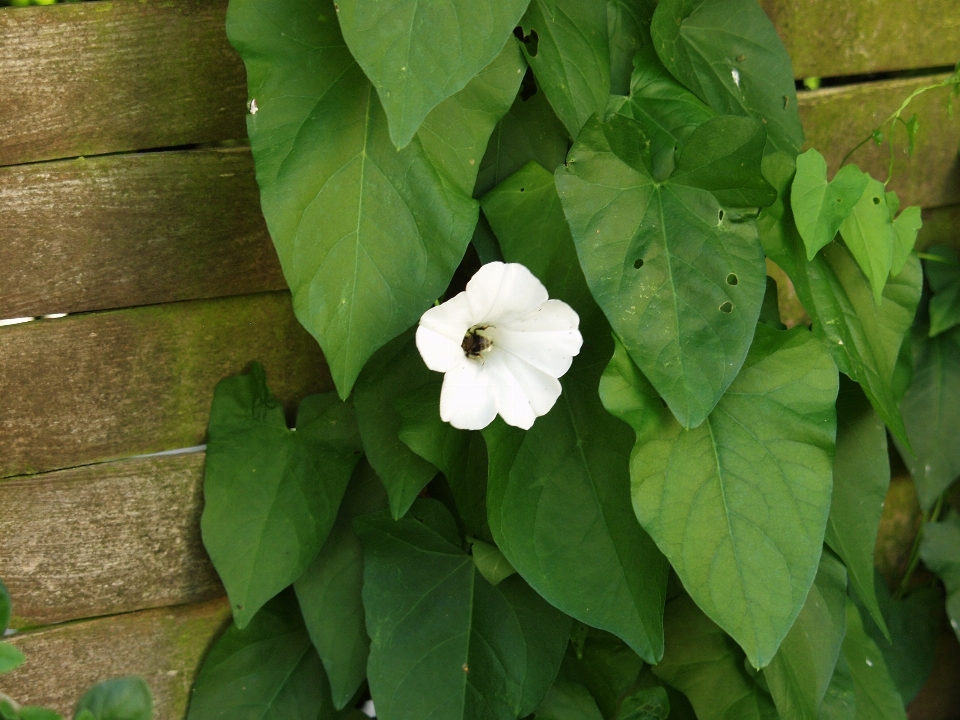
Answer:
(652, 595, 778, 720)
(651, 0, 803, 156)
(763, 551, 847, 720)
(604, 325, 838, 667)
(888, 199, 921, 277)
(187, 591, 340, 720)
(357, 502, 570, 720)
(825, 378, 890, 636)
(519, 0, 611, 137)
(335, 0, 530, 148)
(228, 0, 521, 397)
(557, 112, 772, 428)
(0, 643, 25, 675)
(294, 461, 387, 709)
(201, 363, 362, 628)
(791, 149, 868, 261)
(920, 512, 960, 643)
(838, 178, 896, 305)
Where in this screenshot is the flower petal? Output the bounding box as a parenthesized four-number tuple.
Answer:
(419, 291, 474, 342)
(465, 262, 549, 324)
(489, 300, 583, 377)
(416, 325, 464, 373)
(440, 357, 497, 430)
(484, 349, 562, 430)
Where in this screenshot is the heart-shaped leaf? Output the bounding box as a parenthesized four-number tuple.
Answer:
(73, 677, 152, 720)
(201, 363, 362, 628)
(603, 324, 838, 667)
(556, 112, 772, 428)
(838, 178, 896, 306)
(335, 0, 530, 148)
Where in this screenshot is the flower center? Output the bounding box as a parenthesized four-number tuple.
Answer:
(461, 325, 493, 359)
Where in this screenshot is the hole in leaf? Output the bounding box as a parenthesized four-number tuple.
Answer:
(718, 209, 725, 222)
(514, 27, 539, 56)
(634, 258, 644, 269)
(872, 196, 881, 205)
(519, 187, 525, 192)
(719, 301, 733, 313)
(726, 273, 738, 285)
(518, 67, 538, 101)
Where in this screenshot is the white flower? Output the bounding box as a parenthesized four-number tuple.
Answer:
(416, 262, 583, 431)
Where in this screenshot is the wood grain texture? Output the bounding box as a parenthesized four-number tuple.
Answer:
(0, 0, 246, 167)
(0, 148, 283, 319)
(0, 453, 222, 627)
(0, 599, 230, 720)
(0, 292, 331, 479)
(798, 75, 960, 209)
(761, 0, 960, 80)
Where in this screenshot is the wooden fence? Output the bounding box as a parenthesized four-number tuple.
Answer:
(0, 1, 958, 718)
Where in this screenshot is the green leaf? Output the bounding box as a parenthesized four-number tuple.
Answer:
(556, 112, 772, 428)
(920, 511, 960, 643)
(818, 654, 857, 720)
(560, 628, 644, 719)
(825, 378, 890, 637)
(20, 709, 63, 720)
(858, 581, 939, 704)
(652, 595, 778, 720)
(0, 700, 18, 720)
(838, 178, 896, 305)
(294, 460, 387, 709)
(335, 0, 530, 148)
(607, 0, 657, 95)
(763, 550, 848, 720)
(356, 504, 570, 720)
(201, 363, 362, 628)
(616, 687, 669, 720)
(904, 114, 919, 157)
(0, 578, 10, 632)
(227, 0, 521, 398)
(353, 331, 439, 519)
(895, 328, 960, 510)
(651, 0, 803, 156)
(791, 149, 869, 261)
(72, 677, 152, 720)
(535, 680, 604, 720)
(606, 324, 838, 667)
(758, 153, 921, 447)
(890, 204, 921, 277)
(840, 600, 907, 720)
(475, 86, 571, 198)
(929, 279, 960, 337)
(519, 0, 611, 137)
(484, 339, 669, 662)
(759, 276, 785, 329)
(0, 642, 25, 675)
(471, 539, 517, 585)
(187, 590, 340, 720)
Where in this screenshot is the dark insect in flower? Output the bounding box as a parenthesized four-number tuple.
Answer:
(462, 326, 493, 358)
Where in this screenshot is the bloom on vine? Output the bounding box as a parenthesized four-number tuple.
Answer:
(416, 262, 583, 430)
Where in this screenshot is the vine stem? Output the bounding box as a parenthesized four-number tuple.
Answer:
(839, 72, 960, 178)
(896, 492, 946, 600)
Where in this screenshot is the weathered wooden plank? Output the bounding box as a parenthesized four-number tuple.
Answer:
(0, 599, 230, 720)
(798, 75, 960, 209)
(0, 453, 222, 627)
(0, 148, 283, 319)
(761, 0, 960, 80)
(0, 292, 330, 479)
(918, 204, 960, 250)
(0, 0, 246, 167)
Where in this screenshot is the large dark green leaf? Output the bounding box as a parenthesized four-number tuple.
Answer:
(758, 153, 921, 446)
(335, 0, 530, 148)
(356, 502, 570, 720)
(73, 678, 152, 720)
(294, 461, 387, 709)
(895, 327, 960, 510)
(353, 331, 439, 519)
(187, 591, 340, 720)
(603, 324, 838, 667)
(607, 0, 657, 95)
(201, 364, 362, 628)
(535, 680, 605, 720)
(920, 512, 960, 643)
(484, 334, 669, 663)
(926, 249, 960, 337)
(228, 0, 521, 398)
(652, 595, 778, 720)
(475, 88, 570, 197)
(560, 629, 645, 719)
(519, 0, 611, 137)
(556, 112, 772, 428)
(818, 654, 857, 720)
(840, 600, 907, 720)
(651, 0, 803, 156)
(826, 378, 890, 636)
(763, 551, 847, 720)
